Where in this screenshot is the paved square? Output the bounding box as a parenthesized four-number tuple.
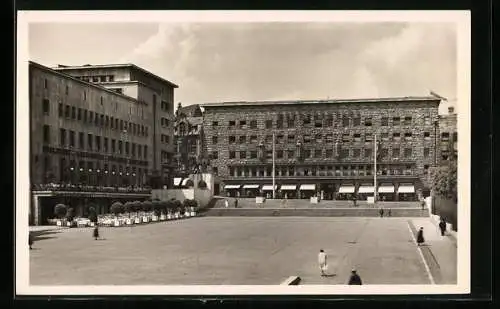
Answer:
(30, 217, 434, 285)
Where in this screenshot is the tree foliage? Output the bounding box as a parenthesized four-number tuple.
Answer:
(110, 202, 124, 216)
(430, 161, 457, 201)
(54, 204, 67, 218)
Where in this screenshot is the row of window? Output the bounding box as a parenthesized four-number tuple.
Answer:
(227, 164, 419, 178)
(160, 134, 171, 144)
(211, 115, 434, 129)
(73, 75, 115, 83)
(212, 147, 430, 160)
(43, 126, 149, 159)
(59, 159, 145, 176)
(161, 117, 171, 127)
(43, 100, 150, 137)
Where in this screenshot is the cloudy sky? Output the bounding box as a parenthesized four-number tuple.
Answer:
(29, 22, 457, 113)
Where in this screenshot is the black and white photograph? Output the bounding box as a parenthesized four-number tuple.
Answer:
(16, 11, 471, 295)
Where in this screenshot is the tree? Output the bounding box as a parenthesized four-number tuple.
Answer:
(430, 161, 457, 201)
(54, 204, 67, 219)
(123, 201, 134, 217)
(142, 200, 153, 212)
(66, 208, 75, 221)
(172, 199, 183, 213)
(131, 201, 142, 215)
(152, 200, 162, 216)
(88, 206, 97, 223)
(110, 202, 124, 216)
(183, 199, 198, 210)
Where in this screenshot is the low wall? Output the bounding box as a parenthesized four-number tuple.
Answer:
(431, 195, 457, 231)
(205, 207, 429, 217)
(194, 189, 213, 210)
(151, 188, 213, 208)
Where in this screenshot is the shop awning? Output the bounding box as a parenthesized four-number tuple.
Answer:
(181, 178, 192, 186)
(280, 185, 297, 191)
(358, 185, 375, 194)
(338, 185, 355, 193)
(243, 184, 260, 189)
(224, 184, 241, 190)
(262, 184, 277, 191)
(378, 185, 395, 193)
(398, 185, 415, 193)
(173, 177, 183, 186)
(300, 184, 316, 191)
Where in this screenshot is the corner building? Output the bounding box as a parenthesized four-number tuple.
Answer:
(202, 97, 441, 201)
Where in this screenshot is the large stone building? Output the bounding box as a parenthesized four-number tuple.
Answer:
(29, 61, 178, 224)
(202, 96, 442, 201)
(438, 106, 458, 163)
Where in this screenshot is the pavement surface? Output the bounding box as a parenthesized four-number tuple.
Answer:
(29, 217, 456, 285)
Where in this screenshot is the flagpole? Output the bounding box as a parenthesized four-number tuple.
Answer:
(374, 134, 377, 203)
(272, 132, 276, 199)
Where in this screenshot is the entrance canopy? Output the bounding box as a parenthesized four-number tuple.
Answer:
(358, 184, 375, 194)
(280, 184, 297, 191)
(262, 184, 277, 191)
(299, 184, 316, 191)
(224, 184, 241, 190)
(378, 184, 395, 193)
(243, 184, 260, 189)
(398, 184, 415, 193)
(338, 185, 355, 193)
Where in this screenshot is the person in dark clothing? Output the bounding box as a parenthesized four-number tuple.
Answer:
(348, 269, 362, 285)
(387, 208, 392, 217)
(439, 218, 447, 236)
(234, 198, 239, 208)
(421, 200, 426, 210)
(352, 195, 357, 207)
(29, 232, 34, 250)
(416, 227, 425, 246)
(379, 208, 384, 218)
(93, 226, 100, 240)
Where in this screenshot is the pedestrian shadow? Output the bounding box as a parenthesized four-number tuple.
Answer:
(322, 274, 337, 278)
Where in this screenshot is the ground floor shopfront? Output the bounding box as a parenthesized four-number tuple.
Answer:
(221, 177, 424, 202)
(30, 191, 150, 226)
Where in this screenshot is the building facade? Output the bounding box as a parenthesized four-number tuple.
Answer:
(29, 61, 178, 224)
(173, 103, 206, 179)
(438, 106, 458, 163)
(202, 97, 441, 201)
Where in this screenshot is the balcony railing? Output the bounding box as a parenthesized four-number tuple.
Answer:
(31, 183, 152, 194)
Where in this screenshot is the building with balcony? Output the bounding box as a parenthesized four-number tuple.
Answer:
(201, 96, 442, 201)
(29, 61, 178, 225)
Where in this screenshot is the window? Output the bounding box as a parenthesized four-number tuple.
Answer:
(213, 167, 218, 175)
(83, 91, 87, 101)
(250, 120, 257, 129)
(392, 148, 400, 158)
(211, 151, 218, 159)
(44, 79, 48, 89)
(239, 120, 247, 129)
(381, 132, 389, 141)
(393, 117, 400, 126)
(441, 132, 450, 140)
(277, 134, 284, 143)
(287, 150, 294, 158)
(250, 135, 258, 143)
(393, 132, 401, 141)
(69, 131, 75, 147)
(144, 146, 148, 158)
(315, 149, 322, 158)
(304, 135, 311, 143)
(111, 139, 116, 153)
(303, 115, 311, 126)
(353, 117, 361, 126)
(229, 151, 236, 159)
(287, 116, 295, 127)
(315, 134, 323, 143)
(353, 149, 361, 157)
(365, 133, 373, 143)
(94, 113, 99, 126)
(125, 142, 129, 155)
(43, 125, 50, 143)
(381, 117, 389, 126)
(229, 136, 236, 144)
(326, 134, 333, 143)
(353, 133, 361, 142)
(314, 116, 322, 128)
(424, 116, 431, 126)
(104, 138, 109, 152)
(239, 151, 246, 159)
(424, 132, 431, 140)
(404, 116, 412, 126)
(303, 149, 311, 158)
(423, 164, 430, 175)
(79, 132, 84, 149)
(229, 120, 236, 127)
(65, 85, 69, 95)
(265, 135, 273, 144)
(87, 134, 93, 150)
(59, 129, 66, 146)
(342, 133, 350, 142)
(212, 136, 218, 144)
(212, 121, 218, 127)
(364, 148, 372, 158)
(64, 105, 70, 118)
(277, 117, 284, 129)
(266, 120, 273, 129)
(58, 103, 63, 117)
(404, 132, 413, 141)
(424, 148, 430, 157)
(277, 150, 284, 159)
(340, 149, 349, 158)
(239, 136, 246, 144)
(42, 99, 50, 114)
(380, 148, 388, 159)
(288, 134, 295, 143)
(326, 149, 333, 157)
(96, 136, 101, 152)
(404, 148, 412, 157)
(88, 111, 94, 124)
(117, 140, 122, 154)
(342, 116, 350, 127)
(364, 117, 372, 126)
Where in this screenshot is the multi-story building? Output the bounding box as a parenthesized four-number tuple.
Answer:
(202, 96, 442, 201)
(438, 106, 458, 163)
(29, 61, 178, 225)
(173, 103, 205, 179)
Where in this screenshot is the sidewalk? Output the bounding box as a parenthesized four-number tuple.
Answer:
(29, 225, 68, 233)
(410, 218, 457, 284)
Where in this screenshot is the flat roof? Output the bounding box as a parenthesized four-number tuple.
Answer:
(201, 96, 441, 108)
(52, 63, 179, 88)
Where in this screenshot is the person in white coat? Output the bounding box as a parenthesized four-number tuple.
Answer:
(318, 249, 328, 276)
(224, 199, 229, 208)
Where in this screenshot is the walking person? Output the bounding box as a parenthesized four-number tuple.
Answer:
(387, 208, 392, 217)
(234, 198, 238, 208)
(379, 207, 384, 218)
(352, 195, 357, 207)
(416, 227, 425, 246)
(93, 226, 100, 240)
(421, 198, 426, 210)
(348, 268, 362, 285)
(224, 199, 229, 208)
(439, 217, 447, 236)
(318, 249, 328, 276)
(29, 232, 34, 250)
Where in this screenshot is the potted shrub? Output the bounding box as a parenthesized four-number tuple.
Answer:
(54, 203, 67, 226)
(184, 199, 198, 216)
(123, 201, 133, 218)
(65, 207, 76, 227)
(142, 200, 153, 223)
(110, 202, 123, 226)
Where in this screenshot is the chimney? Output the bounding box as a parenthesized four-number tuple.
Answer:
(448, 106, 455, 114)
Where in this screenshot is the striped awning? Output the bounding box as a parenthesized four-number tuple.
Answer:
(224, 184, 241, 190)
(378, 184, 395, 193)
(243, 184, 260, 189)
(398, 185, 415, 193)
(280, 185, 297, 191)
(358, 185, 375, 194)
(299, 184, 316, 191)
(181, 178, 192, 186)
(338, 185, 355, 193)
(262, 184, 277, 191)
(173, 177, 183, 186)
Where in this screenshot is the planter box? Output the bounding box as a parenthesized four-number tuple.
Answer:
(66, 221, 72, 227)
(160, 215, 166, 221)
(184, 212, 191, 217)
(167, 214, 172, 220)
(125, 219, 132, 225)
(142, 216, 149, 223)
(134, 218, 141, 224)
(152, 216, 159, 222)
(56, 220, 62, 226)
(113, 220, 120, 227)
(175, 213, 180, 219)
(190, 211, 196, 216)
(89, 222, 95, 227)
